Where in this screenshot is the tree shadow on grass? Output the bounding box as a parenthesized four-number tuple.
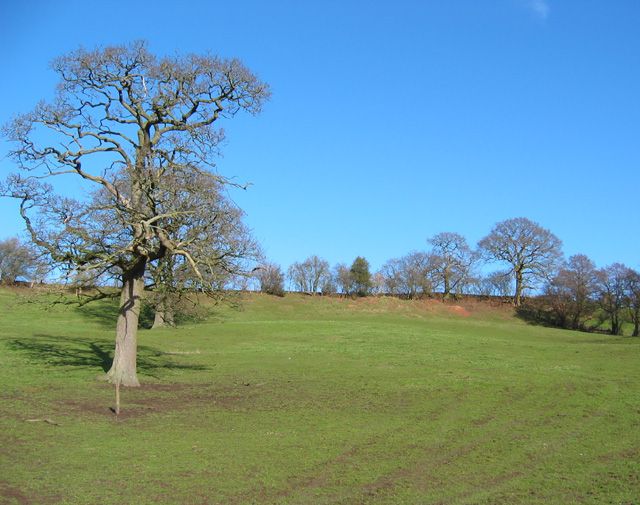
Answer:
(514, 302, 558, 328)
(74, 301, 120, 329)
(5, 334, 209, 379)
(73, 298, 227, 329)
(515, 305, 637, 344)
(565, 336, 638, 345)
(74, 300, 156, 330)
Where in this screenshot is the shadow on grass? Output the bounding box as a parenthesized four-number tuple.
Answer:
(74, 300, 156, 330)
(5, 334, 209, 378)
(566, 336, 638, 345)
(74, 301, 119, 329)
(74, 297, 226, 329)
(515, 304, 638, 344)
(514, 302, 557, 328)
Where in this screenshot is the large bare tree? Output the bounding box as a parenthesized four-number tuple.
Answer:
(478, 217, 562, 306)
(1, 42, 269, 386)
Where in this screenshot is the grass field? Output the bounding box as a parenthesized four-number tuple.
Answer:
(0, 288, 638, 505)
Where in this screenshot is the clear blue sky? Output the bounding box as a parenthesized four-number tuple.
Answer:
(1, 0, 639, 272)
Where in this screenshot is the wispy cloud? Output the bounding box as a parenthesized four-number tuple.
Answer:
(527, 0, 550, 20)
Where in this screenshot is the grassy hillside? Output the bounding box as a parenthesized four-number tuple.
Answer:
(0, 289, 638, 504)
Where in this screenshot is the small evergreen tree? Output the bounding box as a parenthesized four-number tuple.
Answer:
(350, 256, 372, 297)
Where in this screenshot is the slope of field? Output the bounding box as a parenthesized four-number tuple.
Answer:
(0, 289, 638, 504)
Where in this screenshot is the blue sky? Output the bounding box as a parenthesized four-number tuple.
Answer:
(1, 0, 639, 273)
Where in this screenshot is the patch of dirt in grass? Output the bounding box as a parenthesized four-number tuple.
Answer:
(471, 414, 496, 427)
(63, 398, 154, 420)
(59, 382, 261, 421)
(136, 383, 195, 392)
(447, 469, 524, 504)
(597, 446, 640, 462)
(0, 482, 58, 505)
(0, 482, 32, 505)
(354, 441, 483, 502)
(447, 305, 471, 317)
(225, 439, 383, 505)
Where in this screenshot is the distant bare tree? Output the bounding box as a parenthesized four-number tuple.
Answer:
(478, 217, 562, 306)
(334, 263, 353, 296)
(402, 252, 434, 298)
(379, 252, 432, 299)
(370, 271, 386, 295)
(287, 255, 331, 295)
(479, 270, 513, 297)
(624, 268, 640, 337)
(320, 275, 337, 295)
(379, 258, 402, 295)
(256, 262, 285, 297)
(595, 263, 629, 335)
(545, 254, 598, 329)
(0, 237, 46, 285)
(428, 232, 475, 299)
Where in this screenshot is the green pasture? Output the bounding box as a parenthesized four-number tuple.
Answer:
(0, 289, 638, 504)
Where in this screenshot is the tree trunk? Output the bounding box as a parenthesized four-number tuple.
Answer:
(443, 273, 451, 300)
(106, 259, 146, 387)
(610, 313, 621, 336)
(152, 299, 175, 329)
(514, 270, 524, 307)
(571, 312, 580, 330)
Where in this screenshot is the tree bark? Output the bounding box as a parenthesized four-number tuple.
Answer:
(443, 272, 451, 300)
(106, 259, 146, 387)
(151, 300, 175, 329)
(514, 270, 524, 307)
(610, 313, 621, 336)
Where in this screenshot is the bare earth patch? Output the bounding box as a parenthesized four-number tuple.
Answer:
(448, 305, 471, 317)
(59, 382, 260, 421)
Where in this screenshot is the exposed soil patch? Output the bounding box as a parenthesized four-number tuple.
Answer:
(135, 383, 194, 392)
(471, 414, 496, 427)
(0, 481, 59, 505)
(0, 482, 32, 505)
(448, 305, 471, 317)
(59, 382, 261, 421)
(597, 446, 640, 463)
(227, 438, 381, 505)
